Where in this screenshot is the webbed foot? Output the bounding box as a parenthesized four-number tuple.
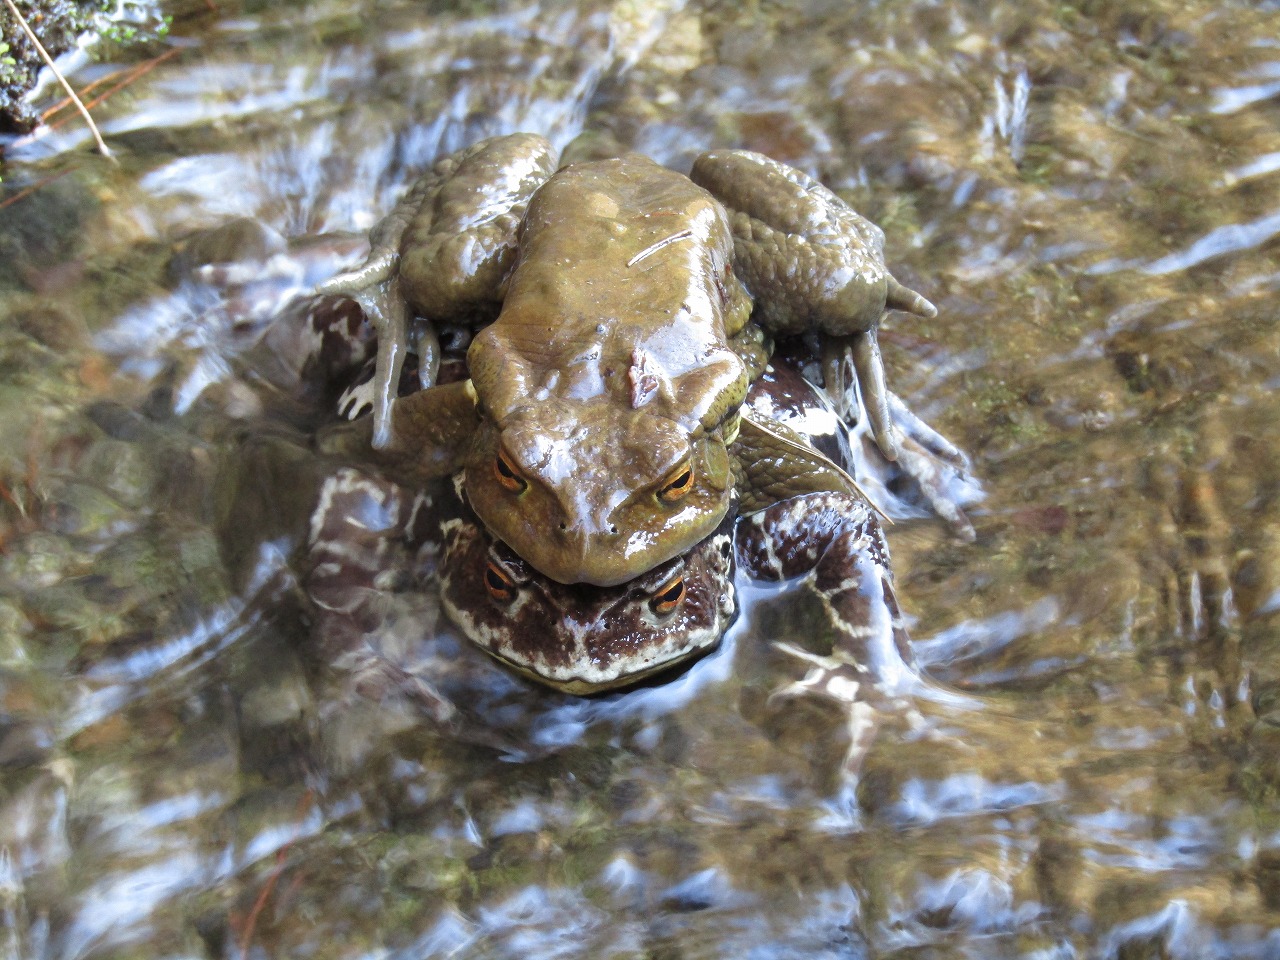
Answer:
(846, 389, 980, 541)
(885, 391, 977, 540)
(749, 352, 980, 539)
(317, 256, 411, 449)
(826, 343, 979, 538)
(739, 490, 977, 802)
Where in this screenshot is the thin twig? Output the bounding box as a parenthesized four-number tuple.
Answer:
(2, 0, 116, 161)
(77, 47, 179, 115)
(44, 45, 179, 129)
(40, 44, 180, 122)
(0, 480, 25, 517)
(237, 789, 314, 960)
(0, 167, 73, 210)
(41, 63, 124, 121)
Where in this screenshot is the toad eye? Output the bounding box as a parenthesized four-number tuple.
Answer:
(648, 575, 686, 615)
(484, 562, 517, 603)
(494, 450, 528, 494)
(658, 462, 694, 503)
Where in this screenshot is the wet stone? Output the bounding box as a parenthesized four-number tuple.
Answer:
(167, 218, 288, 284)
(239, 658, 314, 730)
(1106, 328, 1203, 398)
(2, 532, 89, 591)
(86, 401, 156, 443)
(0, 718, 54, 768)
(40, 481, 131, 539)
(0, 173, 102, 289)
(72, 434, 163, 510)
(1256, 848, 1280, 913)
(11, 302, 93, 352)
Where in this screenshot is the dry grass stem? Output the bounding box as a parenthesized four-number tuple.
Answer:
(42, 47, 180, 128)
(2, 0, 116, 160)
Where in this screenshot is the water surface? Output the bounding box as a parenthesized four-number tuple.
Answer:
(2, 0, 1279, 957)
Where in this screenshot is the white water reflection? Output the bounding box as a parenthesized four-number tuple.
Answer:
(1143, 209, 1280, 276)
(992, 67, 1031, 164)
(1098, 900, 1206, 960)
(1076, 807, 1223, 872)
(1211, 60, 1280, 115)
(891, 772, 1063, 826)
(912, 596, 1062, 668)
(116, 58, 368, 136)
(893, 868, 1039, 940)
(1225, 151, 1280, 187)
(62, 602, 251, 735)
(59, 856, 207, 959)
(471, 886, 610, 958)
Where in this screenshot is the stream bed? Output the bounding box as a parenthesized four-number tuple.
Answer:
(1, 0, 1279, 957)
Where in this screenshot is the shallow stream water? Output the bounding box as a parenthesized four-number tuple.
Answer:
(2, 1, 1279, 957)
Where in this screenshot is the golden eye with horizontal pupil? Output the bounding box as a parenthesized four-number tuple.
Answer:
(649, 576, 686, 615)
(493, 450, 528, 493)
(484, 562, 517, 603)
(658, 462, 694, 502)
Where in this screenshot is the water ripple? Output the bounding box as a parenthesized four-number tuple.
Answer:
(891, 773, 1063, 826)
(912, 597, 1062, 668)
(1210, 60, 1280, 115)
(1143, 209, 1280, 275)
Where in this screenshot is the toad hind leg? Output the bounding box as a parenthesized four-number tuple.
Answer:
(691, 149, 936, 462)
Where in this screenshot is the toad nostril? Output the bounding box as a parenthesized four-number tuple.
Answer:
(559, 521, 567, 531)
(610, 525, 618, 535)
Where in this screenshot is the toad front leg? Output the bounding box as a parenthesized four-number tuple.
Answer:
(735, 491, 921, 788)
(736, 492, 917, 687)
(691, 150, 937, 461)
(317, 133, 557, 447)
